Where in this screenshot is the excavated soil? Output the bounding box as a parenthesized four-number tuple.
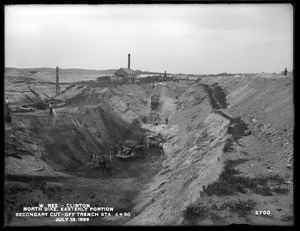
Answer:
(4, 70, 294, 226)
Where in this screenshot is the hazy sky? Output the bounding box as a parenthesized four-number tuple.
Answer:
(5, 4, 293, 74)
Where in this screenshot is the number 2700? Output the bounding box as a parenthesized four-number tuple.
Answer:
(255, 210, 271, 215)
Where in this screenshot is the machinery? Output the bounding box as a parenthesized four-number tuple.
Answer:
(116, 145, 137, 161)
(11, 105, 35, 113)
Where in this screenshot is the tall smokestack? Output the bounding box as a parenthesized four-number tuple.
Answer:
(56, 66, 61, 95)
(128, 54, 130, 69)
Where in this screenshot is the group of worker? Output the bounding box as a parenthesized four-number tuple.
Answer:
(93, 152, 111, 173)
(4, 97, 56, 122)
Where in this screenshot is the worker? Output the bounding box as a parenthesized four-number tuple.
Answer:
(127, 101, 130, 108)
(92, 153, 97, 169)
(49, 102, 53, 115)
(105, 157, 110, 171)
(118, 139, 124, 148)
(112, 142, 118, 157)
(143, 132, 149, 140)
(144, 133, 150, 150)
(283, 68, 288, 76)
(101, 155, 107, 174)
(158, 142, 164, 154)
(5, 97, 9, 105)
(93, 154, 99, 169)
(154, 120, 158, 126)
(99, 154, 103, 173)
(118, 139, 124, 153)
(107, 154, 112, 170)
(139, 134, 145, 145)
(166, 117, 168, 125)
(5, 103, 11, 123)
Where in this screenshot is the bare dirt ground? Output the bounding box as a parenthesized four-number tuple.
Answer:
(6, 148, 163, 226)
(4, 69, 294, 226)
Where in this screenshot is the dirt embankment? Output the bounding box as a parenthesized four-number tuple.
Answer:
(178, 75, 294, 225)
(6, 106, 129, 173)
(126, 76, 293, 226)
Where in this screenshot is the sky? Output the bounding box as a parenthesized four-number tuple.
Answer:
(5, 4, 293, 74)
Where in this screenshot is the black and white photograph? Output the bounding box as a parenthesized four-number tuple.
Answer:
(4, 3, 294, 226)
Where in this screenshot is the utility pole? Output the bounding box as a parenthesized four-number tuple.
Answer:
(56, 66, 61, 96)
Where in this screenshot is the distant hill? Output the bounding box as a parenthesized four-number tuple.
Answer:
(6, 67, 117, 74)
(5, 67, 119, 83)
(5, 67, 37, 77)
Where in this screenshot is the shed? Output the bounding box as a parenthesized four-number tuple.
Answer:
(113, 68, 138, 84)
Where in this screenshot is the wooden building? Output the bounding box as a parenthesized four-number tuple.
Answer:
(114, 68, 138, 84)
(112, 54, 138, 84)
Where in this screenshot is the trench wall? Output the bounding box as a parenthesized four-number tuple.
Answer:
(127, 84, 231, 225)
(7, 107, 129, 171)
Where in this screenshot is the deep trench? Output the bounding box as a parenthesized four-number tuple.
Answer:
(67, 94, 166, 224)
(5, 86, 169, 226)
(46, 84, 169, 171)
(142, 87, 163, 124)
(6, 82, 239, 226)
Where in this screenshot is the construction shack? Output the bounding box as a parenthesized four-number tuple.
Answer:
(113, 68, 138, 84)
(111, 54, 138, 84)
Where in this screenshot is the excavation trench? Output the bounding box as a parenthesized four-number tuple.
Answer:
(125, 83, 253, 225)
(5, 71, 294, 226)
(5, 93, 166, 226)
(126, 83, 233, 225)
(145, 83, 178, 126)
(6, 82, 225, 226)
